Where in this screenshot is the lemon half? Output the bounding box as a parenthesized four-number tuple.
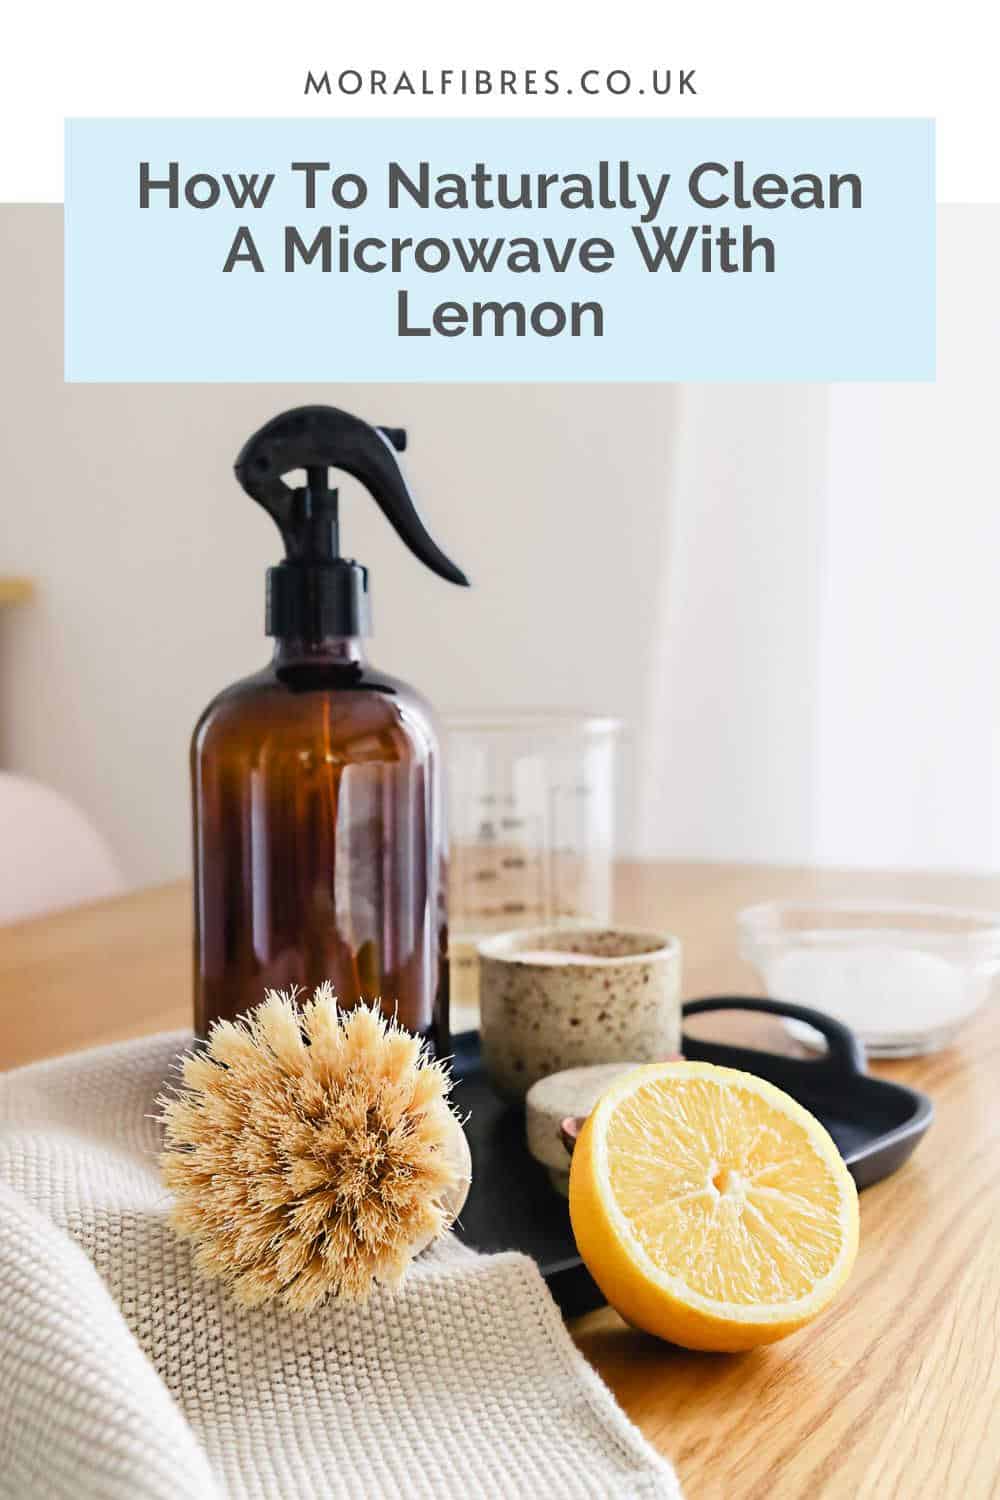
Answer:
(568, 1061, 859, 1351)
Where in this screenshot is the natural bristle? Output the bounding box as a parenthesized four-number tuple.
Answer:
(158, 989, 465, 1311)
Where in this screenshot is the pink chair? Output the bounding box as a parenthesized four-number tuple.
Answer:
(0, 774, 124, 924)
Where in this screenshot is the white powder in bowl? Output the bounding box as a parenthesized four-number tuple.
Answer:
(765, 942, 975, 1046)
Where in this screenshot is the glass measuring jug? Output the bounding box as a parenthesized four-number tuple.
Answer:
(445, 713, 621, 1025)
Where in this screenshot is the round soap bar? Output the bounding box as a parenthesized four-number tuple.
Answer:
(526, 1062, 641, 1193)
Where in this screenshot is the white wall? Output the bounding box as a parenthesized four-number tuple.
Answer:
(635, 206, 1000, 871)
(814, 209, 1000, 869)
(635, 383, 828, 862)
(2, 205, 998, 885)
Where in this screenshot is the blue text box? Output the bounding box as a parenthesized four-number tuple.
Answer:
(65, 117, 935, 382)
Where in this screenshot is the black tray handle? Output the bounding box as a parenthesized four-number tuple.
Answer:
(682, 996, 866, 1082)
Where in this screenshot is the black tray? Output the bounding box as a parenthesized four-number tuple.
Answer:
(451, 996, 933, 1318)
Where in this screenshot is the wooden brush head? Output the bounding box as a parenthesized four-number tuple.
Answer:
(159, 985, 470, 1310)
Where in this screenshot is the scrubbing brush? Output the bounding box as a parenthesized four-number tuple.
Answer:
(158, 984, 471, 1311)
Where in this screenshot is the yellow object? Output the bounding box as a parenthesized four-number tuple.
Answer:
(568, 1060, 859, 1351)
(0, 576, 35, 606)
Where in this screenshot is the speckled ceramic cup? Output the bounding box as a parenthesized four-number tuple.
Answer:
(477, 927, 682, 1099)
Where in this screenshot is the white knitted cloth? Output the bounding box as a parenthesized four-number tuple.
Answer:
(0, 1033, 680, 1500)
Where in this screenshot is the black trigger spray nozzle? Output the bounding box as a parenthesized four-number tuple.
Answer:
(234, 405, 469, 638)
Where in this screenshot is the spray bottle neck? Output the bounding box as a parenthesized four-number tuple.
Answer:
(265, 556, 371, 640)
(272, 633, 367, 670)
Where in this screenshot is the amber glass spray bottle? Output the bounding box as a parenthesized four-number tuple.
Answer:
(191, 406, 469, 1055)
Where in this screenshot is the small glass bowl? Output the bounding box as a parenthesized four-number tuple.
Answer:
(738, 900, 1000, 1056)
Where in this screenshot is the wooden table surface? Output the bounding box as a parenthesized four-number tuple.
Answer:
(2, 861, 998, 1499)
